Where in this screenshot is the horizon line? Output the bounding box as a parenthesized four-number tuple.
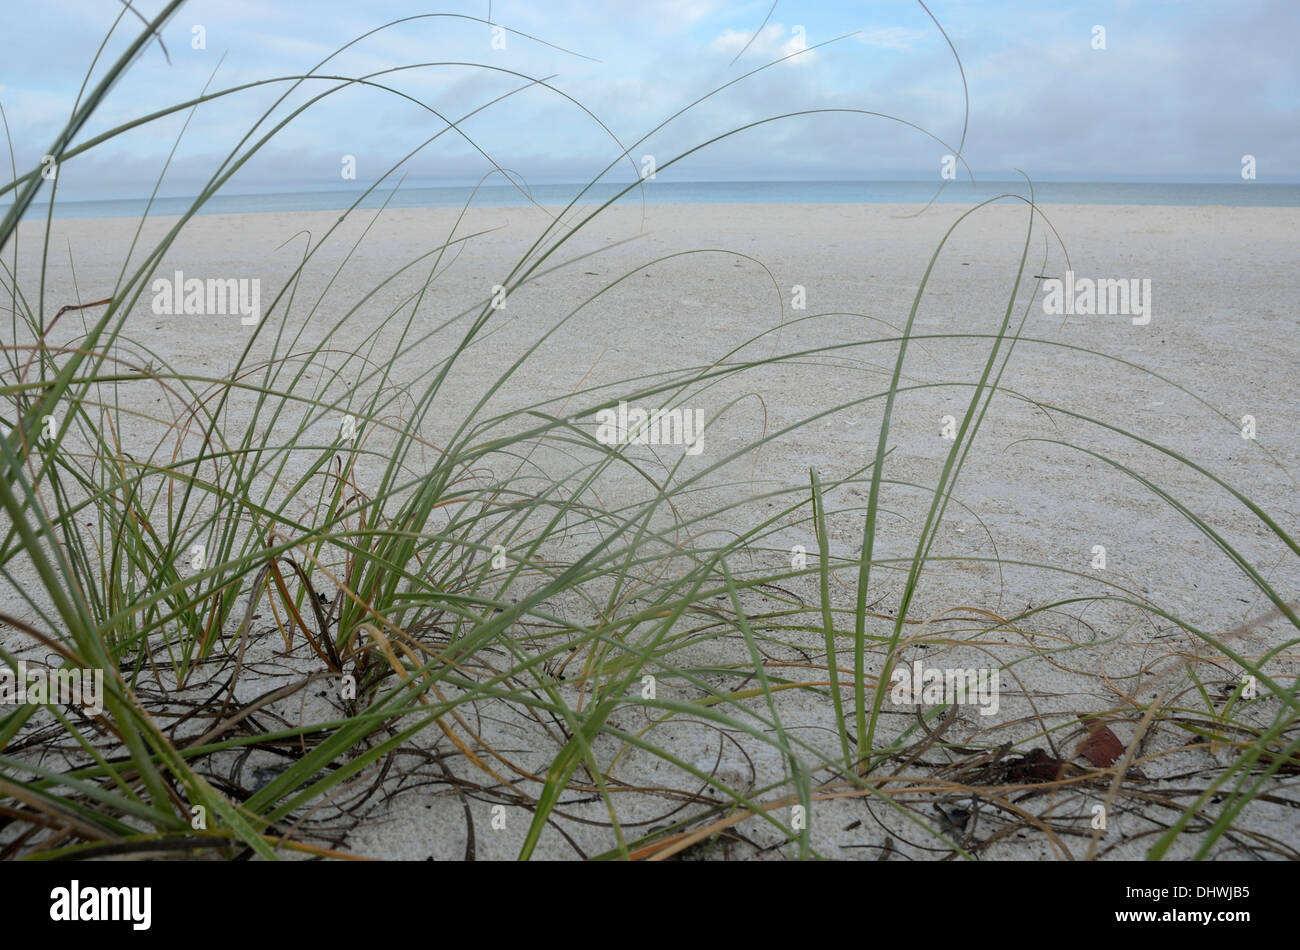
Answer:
(8, 177, 1299, 207)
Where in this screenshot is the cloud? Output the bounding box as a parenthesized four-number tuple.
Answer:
(711, 22, 816, 64)
(2, 0, 1297, 193)
(855, 27, 926, 51)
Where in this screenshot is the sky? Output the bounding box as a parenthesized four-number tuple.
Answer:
(1, 0, 1297, 200)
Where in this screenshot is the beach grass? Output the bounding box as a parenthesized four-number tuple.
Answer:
(1, 2, 1298, 861)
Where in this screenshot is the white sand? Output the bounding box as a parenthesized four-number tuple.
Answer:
(6, 201, 1299, 859)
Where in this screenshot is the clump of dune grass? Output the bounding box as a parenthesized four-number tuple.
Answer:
(1, 1, 1297, 860)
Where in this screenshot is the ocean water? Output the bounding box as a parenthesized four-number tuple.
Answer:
(9, 180, 1300, 220)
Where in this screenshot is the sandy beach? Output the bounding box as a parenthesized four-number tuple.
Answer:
(5, 199, 1297, 859)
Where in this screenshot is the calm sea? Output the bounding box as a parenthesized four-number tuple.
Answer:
(11, 180, 1300, 220)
